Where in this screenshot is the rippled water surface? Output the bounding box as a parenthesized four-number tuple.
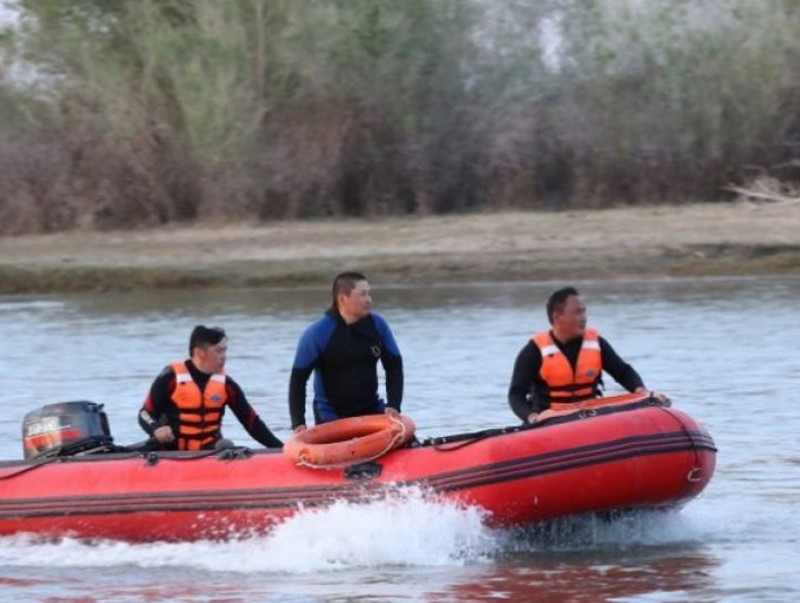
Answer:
(1, 277, 798, 602)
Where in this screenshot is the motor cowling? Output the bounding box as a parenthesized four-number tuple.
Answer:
(22, 401, 113, 459)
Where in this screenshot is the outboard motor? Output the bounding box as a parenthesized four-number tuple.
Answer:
(22, 401, 114, 459)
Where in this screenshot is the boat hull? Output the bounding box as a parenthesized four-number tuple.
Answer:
(0, 406, 716, 541)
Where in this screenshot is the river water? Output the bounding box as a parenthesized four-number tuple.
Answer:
(1, 277, 798, 602)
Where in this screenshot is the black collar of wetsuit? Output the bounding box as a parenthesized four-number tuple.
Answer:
(182, 359, 213, 389)
(548, 330, 587, 368)
(326, 307, 374, 334)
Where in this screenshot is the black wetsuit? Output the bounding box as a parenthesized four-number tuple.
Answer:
(288, 309, 403, 429)
(508, 334, 644, 421)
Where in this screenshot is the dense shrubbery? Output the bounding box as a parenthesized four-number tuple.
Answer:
(1, 0, 800, 233)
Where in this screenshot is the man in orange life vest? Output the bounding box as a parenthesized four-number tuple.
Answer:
(138, 325, 283, 450)
(508, 287, 670, 423)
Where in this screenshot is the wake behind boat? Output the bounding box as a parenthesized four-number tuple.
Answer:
(0, 392, 716, 542)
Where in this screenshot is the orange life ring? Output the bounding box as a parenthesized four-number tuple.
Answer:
(284, 414, 416, 469)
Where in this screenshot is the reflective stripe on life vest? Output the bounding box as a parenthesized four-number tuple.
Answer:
(170, 361, 228, 451)
(532, 328, 602, 409)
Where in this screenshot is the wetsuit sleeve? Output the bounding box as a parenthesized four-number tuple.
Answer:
(508, 341, 544, 420)
(288, 323, 324, 429)
(225, 378, 283, 449)
(138, 366, 175, 436)
(599, 337, 645, 392)
(374, 315, 403, 411)
(289, 367, 313, 429)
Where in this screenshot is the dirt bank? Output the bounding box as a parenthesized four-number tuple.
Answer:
(1, 202, 798, 293)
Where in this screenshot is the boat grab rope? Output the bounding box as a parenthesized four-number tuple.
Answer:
(0, 446, 151, 480)
(296, 414, 410, 470)
(0, 457, 62, 480)
(142, 446, 253, 466)
(421, 425, 530, 451)
(418, 396, 676, 453)
(0, 444, 254, 476)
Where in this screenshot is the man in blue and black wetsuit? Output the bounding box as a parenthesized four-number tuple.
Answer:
(288, 271, 404, 433)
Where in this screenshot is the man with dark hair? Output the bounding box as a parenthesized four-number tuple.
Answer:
(289, 271, 404, 432)
(508, 287, 669, 423)
(139, 325, 283, 450)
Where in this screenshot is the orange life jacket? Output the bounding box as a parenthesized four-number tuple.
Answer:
(170, 361, 228, 451)
(532, 328, 602, 409)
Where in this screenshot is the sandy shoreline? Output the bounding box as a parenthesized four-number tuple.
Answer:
(1, 202, 798, 293)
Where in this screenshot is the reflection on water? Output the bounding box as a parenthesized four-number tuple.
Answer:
(1, 276, 799, 602)
(436, 510, 723, 602)
(435, 549, 720, 603)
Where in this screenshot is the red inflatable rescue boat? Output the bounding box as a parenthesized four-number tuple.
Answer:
(0, 392, 716, 542)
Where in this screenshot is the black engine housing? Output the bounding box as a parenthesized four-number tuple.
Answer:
(22, 401, 113, 459)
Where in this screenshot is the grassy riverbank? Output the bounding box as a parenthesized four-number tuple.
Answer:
(1, 202, 798, 294)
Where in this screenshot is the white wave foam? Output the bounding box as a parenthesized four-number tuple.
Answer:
(0, 486, 496, 574)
